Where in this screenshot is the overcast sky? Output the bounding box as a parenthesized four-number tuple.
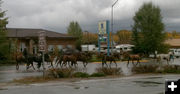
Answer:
(2, 0, 180, 33)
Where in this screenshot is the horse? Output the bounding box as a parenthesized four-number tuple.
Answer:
(56, 55, 63, 68)
(96, 52, 117, 68)
(13, 52, 26, 70)
(156, 54, 171, 65)
(61, 54, 77, 67)
(75, 52, 90, 68)
(122, 52, 142, 67)
(113, 52, 121, 60)
(102, 54, 117, 68)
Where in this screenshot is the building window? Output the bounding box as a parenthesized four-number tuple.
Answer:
(19, 42, 26, 52)
(67, 45, 72, 49)
(57, 45, 63, 50)
(48, 45, 54, 52)
(33, 45, 37, 54)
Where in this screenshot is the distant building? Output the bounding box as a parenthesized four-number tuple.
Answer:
(165, 39, 180, 48)
(7, 28, 77, 54)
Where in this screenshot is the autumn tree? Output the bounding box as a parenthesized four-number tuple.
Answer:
(132, 2, 168, 55)
(116, 30, 132, 44)
(0, 0, 9, 60)
(67, 21, 82, 51)
(82, 31, 98, 45)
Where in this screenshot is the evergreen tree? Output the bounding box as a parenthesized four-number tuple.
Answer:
(132, 2, 168, 55)
(0, 0, 8, 60)
(67, 21, 82, 51)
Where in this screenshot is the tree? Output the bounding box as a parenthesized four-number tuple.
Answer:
(67, 21, 82, 51)
(116, 30, 132, 44)
(0, 0, 9, 60)
(82, 31, 98, 45)
(132, 2, 168, 55)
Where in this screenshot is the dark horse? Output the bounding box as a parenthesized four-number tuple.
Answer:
(14, 52, 36, 70)
(75, 52, 92, 67)
(97, 52, 118, 68)
(60, 54, 77, 67)
(56, 51, 92, 68)
(122, 52, 142, 67)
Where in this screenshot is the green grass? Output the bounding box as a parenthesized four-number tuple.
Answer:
(73, 72, 90, 78)
(88, 55, 101, 62)
(90, 73, 106, 77)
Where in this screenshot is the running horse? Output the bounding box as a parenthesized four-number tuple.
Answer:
(97, 52, 118, 68)
(13, 52, 26, 70)
(61, 54, 77, 67)
(13, 52, 36, 70)
(76, 52, 91, 68)
(122, 52, 142, 67)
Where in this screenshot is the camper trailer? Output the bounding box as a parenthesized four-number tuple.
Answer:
(115, 44, 134, 52)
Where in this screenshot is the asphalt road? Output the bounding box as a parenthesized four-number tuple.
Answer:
(0, 59, 180, 94)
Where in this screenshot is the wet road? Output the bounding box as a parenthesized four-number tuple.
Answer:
(0, 74, 180, 94)
(0, 61, 134, 83)
(0, 59, 180, 94)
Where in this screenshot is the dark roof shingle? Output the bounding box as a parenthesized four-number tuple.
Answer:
(7, 28, 75, 39)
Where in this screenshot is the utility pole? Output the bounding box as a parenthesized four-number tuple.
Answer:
(111, 0, 119, 54)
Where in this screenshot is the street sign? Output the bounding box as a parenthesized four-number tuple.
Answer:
(98, 20, 110, 56)
(38, 31, 46, 52)
(98, 21, 107, 35)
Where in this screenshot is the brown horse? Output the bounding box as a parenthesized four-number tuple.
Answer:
(123, 52, 142, 67)
(13, 52, 25, 70)
(75, 52, 90, 68)
(13, 52, 36, 70)
(96, 52, 117, 68)
(61, 54, 77, 67)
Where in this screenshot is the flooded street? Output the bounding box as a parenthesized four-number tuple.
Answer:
(0, 74, 180, 94)
(0, 59, 180, 94)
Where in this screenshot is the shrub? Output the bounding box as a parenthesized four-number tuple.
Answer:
(90, 73, 106, 77)
(47, 68, 75, 78)
(161, 65, 180, 74)
(0, 60, 16, 65)
(73, 72, 90, 78)
(96, 67, 122, 75)
(132, 65, 180, 74)
(132, 65, 158, 73)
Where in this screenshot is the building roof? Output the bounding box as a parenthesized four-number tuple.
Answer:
(7, 28, 76, 39)
(165, 39, 180, 47)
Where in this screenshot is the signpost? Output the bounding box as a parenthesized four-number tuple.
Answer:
(98, 20, 110, 56)
(38, 31, 46, 77)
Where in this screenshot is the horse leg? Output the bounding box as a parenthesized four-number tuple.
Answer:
(26, 63, 30, 70)
(138, 59, 140, 65)
(50, 62, 54, 68)
(132, 59, 135, 66)
(110, 61, 112, 68)
(31, 62, 36, 70)
(105, 61, 108, 67)
(127, 59, 130, 67)
(56, 61, 59, 68)
(85, 61, 88, 68)
(68, 61, 72, 68)
(114, 60, 117, 68)
(16, 62, 19, 70)
(167, 59, 169, 65)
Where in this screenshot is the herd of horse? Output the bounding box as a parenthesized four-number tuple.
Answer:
(13, 50, 174, 71)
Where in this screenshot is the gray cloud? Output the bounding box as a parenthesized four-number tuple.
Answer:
(2, 0, 180, 33)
